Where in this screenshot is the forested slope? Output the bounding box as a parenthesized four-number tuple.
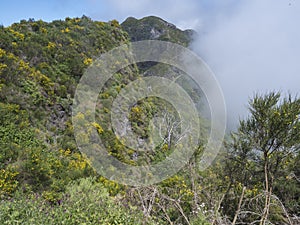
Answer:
(0, 16, 299, 225)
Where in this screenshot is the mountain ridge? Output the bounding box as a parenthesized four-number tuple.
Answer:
(121, 15, 196, 45)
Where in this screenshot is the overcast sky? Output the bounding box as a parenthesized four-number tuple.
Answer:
(1, 0, 299, 128)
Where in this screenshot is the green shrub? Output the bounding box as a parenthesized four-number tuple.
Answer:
(0, 177, 146, 225)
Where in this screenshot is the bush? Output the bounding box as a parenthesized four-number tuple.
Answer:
(0, 177, 146, 224)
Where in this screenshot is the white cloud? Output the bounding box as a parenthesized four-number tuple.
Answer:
(193, 0, 300, 128)
(103, 0, 203, 29)
(95, 0, 300, 129)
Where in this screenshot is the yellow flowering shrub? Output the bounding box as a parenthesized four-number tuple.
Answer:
(0, 63, 8, 73)
(40, 27, 47, 33)
(98, 176, 125, 196)
(74, 25, 84, 30)
(0, 167, 19, 197)
(47, 42, 56, 49)
(61, 27, 70, 33)
(74, 18, 81, 23)
(59, 149, 94, 178)
(18, 59, 30, 70)
(110, 19, 120, 27)
(8, 28, 25, 41)
(0, 48, 6, 57)
(68, 152, 90, 170)
(91, 122, 104, 134)
(83, 57, 93, 65)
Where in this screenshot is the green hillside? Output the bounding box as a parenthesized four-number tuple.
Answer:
(0, 16, 299, 225)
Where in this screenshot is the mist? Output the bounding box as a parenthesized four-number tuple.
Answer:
(96, 0, 300, 129)
(191, 0, 300, 129)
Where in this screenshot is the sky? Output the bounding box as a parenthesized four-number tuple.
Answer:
(0, 0, 224, 28)
(1, 0, 300, 129)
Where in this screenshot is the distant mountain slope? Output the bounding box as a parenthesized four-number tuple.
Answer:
(121, 16, 205, 115)
(121, 16, 196, 46)
(121, 16, 197, 72)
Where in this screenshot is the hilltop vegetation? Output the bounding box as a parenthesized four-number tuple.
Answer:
(121, 16, 195, 45)
(0, 16, 299, 224)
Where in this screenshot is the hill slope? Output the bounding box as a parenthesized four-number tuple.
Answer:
(121, 16, 195, 46)
(0, 15, 201, 196)
(0, 16, 139, 194)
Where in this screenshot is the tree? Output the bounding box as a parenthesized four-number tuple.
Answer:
(225, 92, 300, 224)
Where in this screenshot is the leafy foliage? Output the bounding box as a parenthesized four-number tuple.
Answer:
(0, 177, 149, 225)
(223, 92, 300, 224)
(0, 15, 299, 225)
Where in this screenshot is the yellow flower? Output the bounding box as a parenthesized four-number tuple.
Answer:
(47, 42, 56, 49)
(74, 25, 84, 30)
(0, 48, 6, 57)
(75, 112, 85, 120)
(0, 63, 8, 72)
(91, 122, 104, 134)
(41, 27, 47, 33)
(18, 60, 30, 70)
(9, 28, 24, 41)
(61, 27, 70, 33)
(64, 148, 71, 156)
(83, 58, 93, 65)
(131, 106, 142, 114)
